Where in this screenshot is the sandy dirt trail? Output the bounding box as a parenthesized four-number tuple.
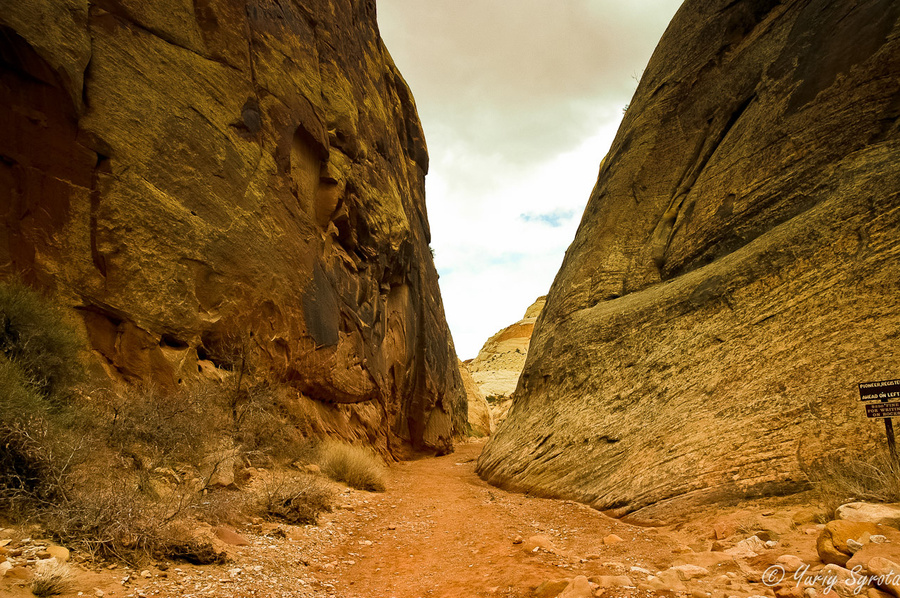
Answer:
(3, 439, 826, 598)
(321, 439, 673, 598)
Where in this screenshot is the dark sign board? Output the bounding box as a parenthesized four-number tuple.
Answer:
(866, 401, 900, 419)
(859, 379, 900, 401)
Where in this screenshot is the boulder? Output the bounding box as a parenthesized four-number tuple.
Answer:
(817, 521, 899, 566)
(837, 504, 900, 528)
(0, 0, 465, 455)
(477, 0, 900, 518)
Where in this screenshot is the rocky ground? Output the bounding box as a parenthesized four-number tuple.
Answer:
(2, 440, 899, 598)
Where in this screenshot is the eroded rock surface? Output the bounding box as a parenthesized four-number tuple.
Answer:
(459, 360, 494, 437)
(0, 0, 465, 453)
(478, 0, 900, 515)
(466, 296, 545, 424)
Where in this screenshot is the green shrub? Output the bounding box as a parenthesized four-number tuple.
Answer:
(0, 281, 83, 405)
(317, 441, 386, 492)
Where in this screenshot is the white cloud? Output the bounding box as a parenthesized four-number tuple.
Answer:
(377, 0, 684, 358)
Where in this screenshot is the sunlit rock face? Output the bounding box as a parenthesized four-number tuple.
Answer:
(0, 0, 465, 454)
(478, 0, 900, 517)
(466, 296, 545, 425)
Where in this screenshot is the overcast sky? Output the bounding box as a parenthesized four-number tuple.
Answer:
(377, 0, 684, 359)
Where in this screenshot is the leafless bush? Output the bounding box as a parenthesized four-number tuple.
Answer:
(260, 472, 334, 525)
(804, 450, 900, 519)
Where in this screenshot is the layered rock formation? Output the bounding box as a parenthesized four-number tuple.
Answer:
(478, 0, 900, 516)
(458, 360, 493, 437)
(0, 0, 465, 453)
(466, 296, 545, 424)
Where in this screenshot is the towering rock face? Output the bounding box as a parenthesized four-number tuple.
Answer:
(467, 296, 545, 425)
(478, 0, 900, 517)
(0, 0, 465, 454)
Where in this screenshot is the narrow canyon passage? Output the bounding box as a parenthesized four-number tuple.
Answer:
(317, 440, 662, 598)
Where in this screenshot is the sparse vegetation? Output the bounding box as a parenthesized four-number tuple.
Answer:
(0, 281, 384, 565)
(804, 450, 900, 519)
(30, 559, 71, 597)
(317, 441, 386, 492)
(261, 472, 335, 524)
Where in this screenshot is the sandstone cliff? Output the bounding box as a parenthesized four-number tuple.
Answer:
(458, 360, 493, 437)
(0, 0, 465, 454)
(467, 296, 545, 425)
(478, 0, 900, 516)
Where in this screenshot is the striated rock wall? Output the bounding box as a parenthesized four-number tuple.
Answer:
(478, 0, 900, 516)
(458, 360, 493, 437)
(467, 296, 545, 425)
(0, 0, 465, 454)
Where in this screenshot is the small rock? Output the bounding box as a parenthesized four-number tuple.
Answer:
(871, 535, 888, 544)
(524, 535, 555, 553)
(46, 545, 69, 562)
(725, 536, 766, 558)
(792, 509, 820, 525)
(591, 575, 633, 588)
(559, 575, 592, 598)
(140, 570, 152, 578)
(94, 589, 105, 598)
(534, 579, 570, 598)
(512, 536, 523, 545)
(0, 561, 11, 577)
(847, 539, 864, 553)
(671, 564, 710, 581)
(214, 526, 250, 546)
(765, 540, 778, 549)
(630, 566, 653, 576)
(603, 534, 624, 545)
(776, 554, 806, 572)
(228, 568, 242, 577)
(714, 521, 737, 540)
(304, 464, 321, 474)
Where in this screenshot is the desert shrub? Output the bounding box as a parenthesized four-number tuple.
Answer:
(317, 441, 386, 492)
(0, 281, 82, 405)
(99, 384, 227, 469)
(30, 559, 71, 596)
(804, 450, 900, 519)
(261, 472, 334, 525)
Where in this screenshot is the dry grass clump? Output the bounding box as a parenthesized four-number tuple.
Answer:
(317, 441, 386, 492)
(261, 472, 335, 524)
(30, 559, 71, 596)
(804, 450, 900, 519)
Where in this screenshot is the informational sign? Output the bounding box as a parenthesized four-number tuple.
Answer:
(859, 378, 900, 464)
(859, 379, 900, 401)
(865, 401, 900, 419)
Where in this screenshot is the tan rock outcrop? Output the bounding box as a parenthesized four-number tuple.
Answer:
(478, 0, 900, 514)
(467, 296, 545, 424)
(0, 0, 465, 454)
(458, 360, 493, 437)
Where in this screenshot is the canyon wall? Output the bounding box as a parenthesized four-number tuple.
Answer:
(478, 0, 900, 517)
(0, 0, 466, 454)
(466, 296, 544, 425)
